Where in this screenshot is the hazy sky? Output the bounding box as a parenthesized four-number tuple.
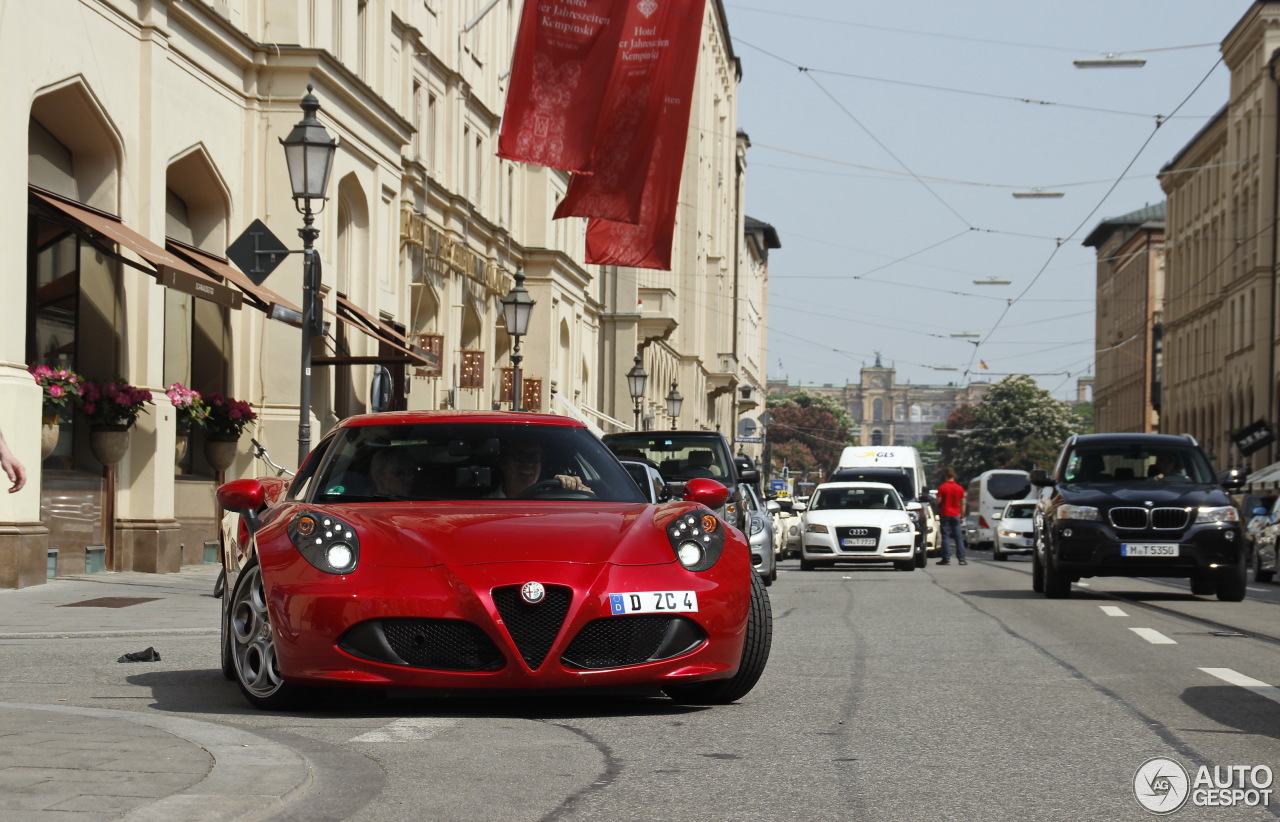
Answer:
(723, 1, 1250, 400)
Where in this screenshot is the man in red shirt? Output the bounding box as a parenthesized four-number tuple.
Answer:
(935, 466, 967, 565)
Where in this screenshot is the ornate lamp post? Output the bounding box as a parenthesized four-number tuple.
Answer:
(501, 269, 535, 410)
(665, 381, 683, 430)
(280, 84, 338, 465)
(625, 353, 648, 430)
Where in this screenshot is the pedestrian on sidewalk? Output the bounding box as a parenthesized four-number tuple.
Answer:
(936, 466, 966, 565)
(0, 425, 26, 493)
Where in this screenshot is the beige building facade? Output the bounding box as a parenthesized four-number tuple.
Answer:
(1083, 203, 1165, 434)
(1158, 1, 1280, 470)
(0, 0, 770, 587)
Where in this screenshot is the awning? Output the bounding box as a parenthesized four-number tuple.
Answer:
(30, 187, 242, 309)
(167, 240, 304, 326)
(1247, 461, 1280, 489)
(313, 293, 438, 369)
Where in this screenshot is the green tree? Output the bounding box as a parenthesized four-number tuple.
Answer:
(764, 391, 857, 483)
(950, 375, 1081, 478)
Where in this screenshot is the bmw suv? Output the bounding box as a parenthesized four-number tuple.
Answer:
(1029, 433, 1246, 601)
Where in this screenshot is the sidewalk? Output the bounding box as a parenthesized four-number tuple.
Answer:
(0, 565, 313, 821)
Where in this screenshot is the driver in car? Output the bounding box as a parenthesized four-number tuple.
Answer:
(491, 438, 591, 498)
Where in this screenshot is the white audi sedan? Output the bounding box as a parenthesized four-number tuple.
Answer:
(800, 482, 920, 571)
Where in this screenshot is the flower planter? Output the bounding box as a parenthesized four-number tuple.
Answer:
(204, 436, 240, 472)
(40, 414, 60, 460)
(89, 425, 131, 467)
(175, 430, 190, 466)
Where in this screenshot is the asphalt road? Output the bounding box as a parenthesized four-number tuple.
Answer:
(5, 555, 1280, 821)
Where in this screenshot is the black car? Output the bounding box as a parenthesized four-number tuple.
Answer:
(602, 430, 747, 531)
(1029, 433, 1246, 601)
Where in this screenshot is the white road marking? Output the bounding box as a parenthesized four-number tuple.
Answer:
(1129, 627, 1177, 645)
(1076, 581, 1090, 588)
(1100, 605, 1128, 617)
(1199, 668, 1280, 704)
(348, 717, 458, 743)
(1247, 587, 1268, 593)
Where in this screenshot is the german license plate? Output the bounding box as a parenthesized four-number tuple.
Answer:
(841, 538, 877, 547)
(609, 591, 698, 615)
(1121, 543, 1180, 557)
(1024, 538, 1034, 547)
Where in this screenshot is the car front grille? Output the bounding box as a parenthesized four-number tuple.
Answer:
(340, 618, 504, 671)
(492, 584, 572, 670)
(1108, 507, 1190, 530)
(561, 616, 705, 669)
(836, 526, 881, 542)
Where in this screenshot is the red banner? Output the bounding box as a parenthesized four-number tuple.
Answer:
(497, 0, 628, 173)
(555, 0, 707, 224)
(582, 0, 706, 270)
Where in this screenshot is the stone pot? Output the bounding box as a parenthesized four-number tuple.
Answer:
(204, 436, 239, 472)
(40, 416, 60, 460)
(89, 425, 131, 467)
(175, 430, 190, 466)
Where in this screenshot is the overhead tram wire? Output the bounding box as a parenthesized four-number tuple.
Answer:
(800, 70, 973, 229)
(960, 54, 1227, 380)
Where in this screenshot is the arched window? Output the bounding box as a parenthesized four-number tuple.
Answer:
(873, 398, 883, 421)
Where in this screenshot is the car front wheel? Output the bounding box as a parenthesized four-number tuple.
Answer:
(228, 559, 311, 710)
(1042, 552, 1071, 598)
(665, 573, 773, 704)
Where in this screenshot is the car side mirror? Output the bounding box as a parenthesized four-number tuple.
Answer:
(1222, 473, 1245, 491)
(1029, 468, 1054, 487)
(766, 500, 781, 513)
(683, 477, 731, 509)
(217, 478, 267, 533)
(991, 512, 1002, 521)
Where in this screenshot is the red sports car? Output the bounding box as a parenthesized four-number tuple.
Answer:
(216, 411, 772, 710)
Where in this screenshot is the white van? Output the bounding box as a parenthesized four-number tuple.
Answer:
(829, 446, 939, 557)
(964, 469, 1036, 549)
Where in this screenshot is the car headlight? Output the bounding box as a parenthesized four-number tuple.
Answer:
(805, 523, 829, 534)
(789, 525, 799, 536)
(888, 522, 911, 534)
(1196, 506, 1240, 524)
(999, 528, 1020, 538)
(665, 509, 726, 571)
(1056, 505, 1100, 522)
(749, 516, 765, 536)
(289, 512, 360, 574)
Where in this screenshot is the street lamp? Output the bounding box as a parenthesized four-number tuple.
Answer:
(973, 277, 1011, 286)
(501, 268, 535, 411)
(280, 84, 338, 465)
(665, 381, 683, 430)
(625, 352, 648, 430)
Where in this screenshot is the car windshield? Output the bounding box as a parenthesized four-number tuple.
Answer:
(1063, 445, 1215, 485)
(987, 473, 1031, 500)
(604, 434, 731, 483)
(811, 486, 902, 511)
(1004, 503, 1036, 519)
(306, 422, 646, 503)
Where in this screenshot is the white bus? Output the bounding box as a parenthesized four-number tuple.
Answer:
(964, 469, 1036, 549)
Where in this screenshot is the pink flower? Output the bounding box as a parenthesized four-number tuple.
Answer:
(49, 385, 64, 399)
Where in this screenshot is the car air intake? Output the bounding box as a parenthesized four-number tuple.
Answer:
(340, 618, 504, 671)
(1109, 507, 1150, 529)
(1150, 508, 1190, 530)
(492, 584, 571, 670)
(562, 616, 705, 669)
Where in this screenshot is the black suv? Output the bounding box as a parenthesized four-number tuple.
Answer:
(1030, 433, 1246, 601)
(601, 430, 746, 531)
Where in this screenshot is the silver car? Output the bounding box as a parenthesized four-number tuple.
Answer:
(739, 484, 777, 585)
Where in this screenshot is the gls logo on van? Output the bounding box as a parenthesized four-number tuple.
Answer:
(851, 451, 896, 459)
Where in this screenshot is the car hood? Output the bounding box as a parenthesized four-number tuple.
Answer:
(804, 509, 911, 527)
(1056, 483, 1229, 508)
(999, 517, 1035, 530)
(302, 502, 691, 568)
